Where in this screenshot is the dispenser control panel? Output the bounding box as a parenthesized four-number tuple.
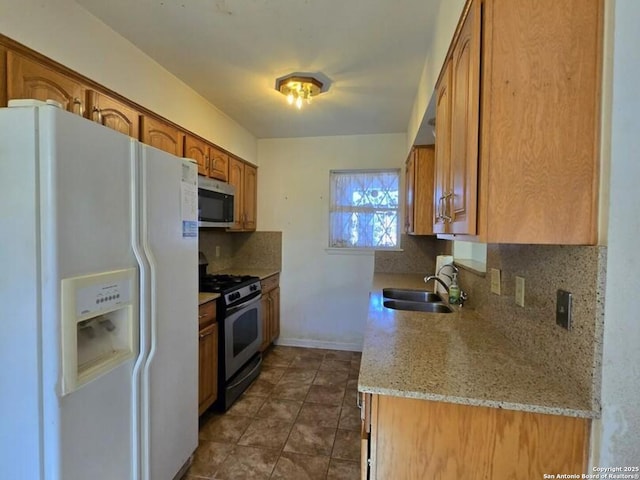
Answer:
(76, 278, 132, 316)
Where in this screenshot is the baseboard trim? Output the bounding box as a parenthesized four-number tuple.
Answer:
(274, 337, 363, 352)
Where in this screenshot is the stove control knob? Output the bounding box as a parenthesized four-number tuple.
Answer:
(231, 292, 240, 301)
(250, 284, 257, 291)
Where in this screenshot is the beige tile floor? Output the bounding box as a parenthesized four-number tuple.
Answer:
(185, 345, 362, 480)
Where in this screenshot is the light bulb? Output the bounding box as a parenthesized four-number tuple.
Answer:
(296, 97, 303, 109)
(287, 92, 294, 105)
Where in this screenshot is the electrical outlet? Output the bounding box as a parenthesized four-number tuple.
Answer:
(490, 268, 501, 295)
(515, 276, 525, 307)
(556, 290, 572, 330)
(215, 245, 221, 258)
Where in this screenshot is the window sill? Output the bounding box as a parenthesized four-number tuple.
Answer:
(325, 248, 395, 256)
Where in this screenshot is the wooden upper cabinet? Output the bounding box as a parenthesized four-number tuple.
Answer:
(227, 157, 244, 231)
(88, 91, 140, 138)
(140, 115, 184, 157)
(7, 51, 86, 116)
(433, 61, 452, 235)
(475, 0, 602, 244)
(432, 0, 601, 244)
(406, 146, 435, 236)
(209, 147, 229, 182)
(243, 163, 257, 231)
(0, 46, 7, 107)
(227, 157, 257, 232)
(449, 1, 480, 235)
(404, 150, 416, 234)
(184, 134, 209, 176)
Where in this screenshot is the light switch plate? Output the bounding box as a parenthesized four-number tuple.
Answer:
(215, 245, 221, 258)
(556, 290, 572, 330)
(515, 276, 525, 307)
(490, 268, 501, 295)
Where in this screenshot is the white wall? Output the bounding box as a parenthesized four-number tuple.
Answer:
(0, 0, 257, 163)
(257, 134, 406, 350)
(406, 0, 466, 150)
(596, 0, 640, 466)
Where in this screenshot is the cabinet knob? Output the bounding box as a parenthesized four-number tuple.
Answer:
(92, 106, 102, 123)
(73, 97, 84, 116)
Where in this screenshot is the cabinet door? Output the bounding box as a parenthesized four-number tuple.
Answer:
(260, 295, 271, 352)
(449, 1, 481, 235)
(209, 147, 229, 181)
(270, 287, 280, 342)
(227, 157, 244, 231)
(140, 115, 185, 157)
(405, 150, 415, 234)
(7, 51, 86, 116)
(433, 61, 452, 234)
(243, 163, 258, 231)
(185, 134, 209, 176)
(0, 46, 7, 107)
(198, 322, 218, 415)
(88, 91, 140, 138)
(412, 146, 435, 235)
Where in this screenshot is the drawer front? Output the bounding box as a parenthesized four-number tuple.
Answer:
(198, 300, 217, 327)
(260, 273, 280, 293)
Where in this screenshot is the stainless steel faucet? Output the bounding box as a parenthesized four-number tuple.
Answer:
(423, 275, 451, 294)
(424, 264, 469, 307)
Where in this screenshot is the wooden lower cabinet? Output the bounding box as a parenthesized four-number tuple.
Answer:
(360, 394, 590, 480)
(260, 274, 280, 351)
(198, 300, 218, 415)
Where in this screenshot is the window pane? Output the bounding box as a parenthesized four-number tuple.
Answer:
(329, 169, 400, 249)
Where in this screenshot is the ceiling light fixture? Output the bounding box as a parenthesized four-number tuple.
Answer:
(276, 75, 324, 110)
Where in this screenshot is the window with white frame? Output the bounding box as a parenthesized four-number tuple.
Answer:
(329, 169, 400, 249)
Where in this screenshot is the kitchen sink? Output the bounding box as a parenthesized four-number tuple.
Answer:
(383, 300, 454, 314)
(382, 288, 443, 303)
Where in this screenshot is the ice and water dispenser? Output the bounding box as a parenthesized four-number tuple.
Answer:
(60, 268, 138, 395)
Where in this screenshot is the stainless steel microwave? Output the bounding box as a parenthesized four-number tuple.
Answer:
(198, 176, 235, 228)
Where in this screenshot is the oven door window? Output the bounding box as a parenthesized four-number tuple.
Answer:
(233, 309, 259, 356)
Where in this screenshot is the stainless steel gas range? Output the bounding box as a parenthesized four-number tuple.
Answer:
(200, 273, 262, 411)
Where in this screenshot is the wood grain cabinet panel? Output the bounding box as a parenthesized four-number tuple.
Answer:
(140, 115, 185, 157)
(184, 134, 209, 176)
(405, 146, 435, 235)
(88, 91, 140, 138)
(7, 51, 87, 116)
(0, 46, 7, 107)
(198, 300, 218, 415)
(364, 394, 590, 480)
(433, 61, 452, 235)
(260, 274, 280, 351)
(448, 1, 480, 235)
(432, 0, 480, 236)
(227, 157, 257, 232)
(209, 147, 229, 182)
(432, 0, 602, 244)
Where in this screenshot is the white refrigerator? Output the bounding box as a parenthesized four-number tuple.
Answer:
(0, 101, 199, 480)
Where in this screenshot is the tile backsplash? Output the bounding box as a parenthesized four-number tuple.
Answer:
(199, 230, 282, 273)
(374, 234, 450, 275)
(458, 244, 606, 411)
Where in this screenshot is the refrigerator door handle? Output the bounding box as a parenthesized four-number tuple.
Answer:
(130, 140, 151, 480)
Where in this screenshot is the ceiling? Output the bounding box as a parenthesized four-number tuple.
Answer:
(75, 0, 441, 139)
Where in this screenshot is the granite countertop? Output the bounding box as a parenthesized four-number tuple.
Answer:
(198, 292, 220, 305)
(358, 273, 596, 418)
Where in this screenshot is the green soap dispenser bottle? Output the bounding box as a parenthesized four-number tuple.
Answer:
(449, 273, 460, 305)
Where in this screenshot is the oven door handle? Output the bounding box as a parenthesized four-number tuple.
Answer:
(226, 292, 262, 316)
